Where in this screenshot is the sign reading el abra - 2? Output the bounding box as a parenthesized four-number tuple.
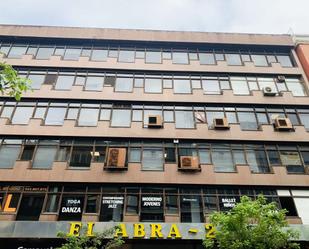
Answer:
(68, 222, 216, 240)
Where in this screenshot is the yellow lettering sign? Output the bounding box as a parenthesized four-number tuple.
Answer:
(150, 224, 163, 239)
(133, 223, 145, 238)
(3, 194, 16, 212)
(114, 223, 129, 238)
(86, 222, 95, 237)
(68, 222, 82, 236)
(167, 224, 182, 239)
(205, 224, 216, 238)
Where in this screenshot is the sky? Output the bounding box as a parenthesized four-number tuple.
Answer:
(0, 0, 307, 34)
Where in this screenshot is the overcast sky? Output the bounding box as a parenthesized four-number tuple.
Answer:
(0, 0, 307, 34)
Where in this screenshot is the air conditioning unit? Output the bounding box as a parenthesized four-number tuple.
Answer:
(147, 115, 163, 128)
(277, 75, 286, 82)
(213, 117, 230, 129)
(180, 156, 199, 169)
(274, 118, 293, 131)
(263, 86, 277, 96)
(106, 148, 126, 168)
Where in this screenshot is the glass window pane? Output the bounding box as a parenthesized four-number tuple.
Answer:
(99, 109, 111, 121)
(145, 78, 162, 93)
(111, 109, 131, 127)
(181, 195, 203, 222)
(175, 111, 194, 128)
(85, 76, 104, 91)
(142, 148, 163, 170)
(251, 55, 268, 66)
(115, 78, 133, 92)
(277, 55, 293, 67)
(100, 195, 124, 221)
(202, 80, 220, 94)
(267, 150, 281, 165)
(32, 146, 57, 168)
(45, 108, 66, 125)
(11, 107, 34, 124)
(69, 146, 92, 167)
(0, 145, 20, 168)
(286, 81, 306, 96)
(55, 75, 74, 90)
(34, 107, 46, 119)
(280, 151, 304, 173)
(247, 150, 270, 173)
(91, 49, 107, 61)
(199, 53, 215, 65)
(226, 54, 242, 65)
(299, 114, 309, 130)
(63, 48, 81, 60)
(172, 52, 189, 64)
(118, 50, 135, 63)
(174, 79, 191, 94)
(232, 150, 246, 164)
(45, 194, 60, 212)
(78, 108, 99, 126)
(1, 106, 14, 118)
(212, 148, 235, 172)
(238, 112, 258, 130)
(132, 110, 142, 121)
(8, 46, 27, 58)
(28, 74, 45, 89)
(164, 111, 174, 122)
(145, 51, 161, 63)
(36, 47, 54, 59)
(231, 80, 250, 95)
(199, 149, 211, 164)
(129, 148, 141, 162)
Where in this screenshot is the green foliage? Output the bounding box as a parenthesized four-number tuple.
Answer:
(56, 226, 124, 249)
(203, 195, 300, 249)
(0, 62, 32, 101)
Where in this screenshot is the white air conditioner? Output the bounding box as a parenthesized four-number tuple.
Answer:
(263, 86, 277, 96)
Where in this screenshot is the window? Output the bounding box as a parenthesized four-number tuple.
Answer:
(286, 81, 306, 96)
(28, 74, 45, 89)
(126, 194, 139, 214)
(7, 46, 27, 58)
(0, 144, 21, 168)
(226, 54, 242, 65)
(212, 146, 235, 172)
(277, 55, 293, 67)
(165, 195, 178, 214)
(1, 106, 14, 118)
(11, 107, 34, 124)
(63, 48, 81, 60)
(93, 146, 106, 162)
(231, 79, 250, 95)
(238, 112, 258, 130)
(16, 194, 45, 221)
(129, 148, 141, 162)
(115, 78, 133, 92)
(299, 114, 309, 130)
(99, 194, 124, 222)
(175, 111, 194, 128)
(145, 51, 161, 63)
(279, 197, 298, 216)
(85, 195, 99, 213)
(251, 55, 268, 66)
(118, 50, 135, 63)
(280, 151, 305, 173)
(246, 149, 270, 173)
(181, 195, 203, 222)
(164, 111, 174, 122)
(36, 47, 54, 59)
(45, 194, 60, 212)
(172, 52, 189, 64)
(20, 145, 35, 160)
(145, 78, 162, 93)
(142, 148, 164, 170)
(78, 108, 99, 126)
(232, 148, 246, 165)
(69, 146, 92, 167)
(85, 77, 104, 91)
(58, 196, 84, 221)
(174, 79, 191, 94)
(202, 80, 220, 94)
(32, 145, 57, 168)
(99, 109, 111, 121)
(141, 194, 164, 221)
(199, 53, 215, 65)
(267, 149, 281, 165)
(55, 75, 75, 90)
(164, 147, 176, 163)
(91, 49, 107, 61)
(45, 108, 66, 125)
(198, 149, 211, 164)
(111, 109, 131, 127)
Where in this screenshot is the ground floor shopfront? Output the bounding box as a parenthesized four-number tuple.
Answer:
(0, 221, 309, 249)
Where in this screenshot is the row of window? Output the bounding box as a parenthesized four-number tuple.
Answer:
(17, 69, 306, 96)
(2, 100, 309, 130)
(0, 43, 294, 67)
(0, 138, 308, 174)
(0, 185, 297, 223)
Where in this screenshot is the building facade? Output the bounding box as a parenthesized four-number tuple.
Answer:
(0, 25, 309, 248)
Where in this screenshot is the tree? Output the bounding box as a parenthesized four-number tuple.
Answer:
(0, 62, 31, 101)
(56, 226, 125, 249)
(203, 195, 300, 249)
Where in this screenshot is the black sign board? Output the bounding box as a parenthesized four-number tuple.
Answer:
(219, 196, 240, 211)
(100, 196, 124, 221)
(141, 196, 163, 207)
(59, 196, 84, 221)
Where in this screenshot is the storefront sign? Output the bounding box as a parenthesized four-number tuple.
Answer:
(59, 197, 84, 220)
(68, 222, 216, 239)
(0, 194, 17, 212)
(219, 196, 240, 211)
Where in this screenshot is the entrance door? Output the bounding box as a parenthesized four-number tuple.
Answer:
(16, 194, 45, 220)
